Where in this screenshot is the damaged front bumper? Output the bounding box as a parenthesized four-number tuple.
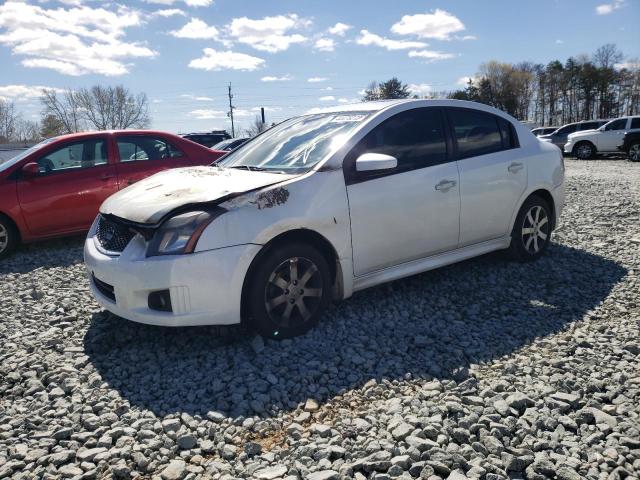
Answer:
(84, 232, 261, 327)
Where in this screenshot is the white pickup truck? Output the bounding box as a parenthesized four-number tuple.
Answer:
(564, 116, 640, 159)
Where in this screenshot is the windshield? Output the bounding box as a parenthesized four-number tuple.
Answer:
(219, 112, 371, 173)
(0, 138, 57, 172)
(212, 139, 234, 150)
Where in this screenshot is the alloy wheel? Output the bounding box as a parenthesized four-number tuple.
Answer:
(629, 144, 640, 162)
(264, 256, 323, 328)
(576, 144, 593, 160)
(521, 205, 549, 254)
(0, 224, 8, 254)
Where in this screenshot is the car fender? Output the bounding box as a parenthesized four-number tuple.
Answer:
(195, 169, 355, 299)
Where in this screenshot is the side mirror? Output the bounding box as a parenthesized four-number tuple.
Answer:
(21, 162, 40, 177)
(355, 153, 397, 172)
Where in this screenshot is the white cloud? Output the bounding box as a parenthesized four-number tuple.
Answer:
(0, 1, 156, 76)
(319, 95, 335, 101)
(407, 83, 432, 96)
(555, 39, 564, 44)
(189, 109, 226, 119)
(152, 98, 163, 103)
(408, 49, 456, 62)
(328, 22, 351, 36)
(261, 75, 292, 82)
(337, 98, 351, 103)
(170, 18, 219, 40)
(307, 77, 328, 83)
(228, 14, 309, 53)
(391, 9, 466, 40)
(615, 61, 640, 70)
(324, 86, 333, 91)
(0, 84, 63, 101)
(596, 0, 624, 14)
(189, 48, 265, 71)
(314, 38, 335, 52)
(145, 0, 213, 7)
(181, 94, 214, 101)
(153, 8, 186, 17)
(356, 30, 427, 50)
(456, 76, 474, 86)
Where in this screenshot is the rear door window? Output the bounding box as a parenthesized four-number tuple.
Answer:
(116, 136, 184, 162)
(448, 108, 504, 158)
(630, 118, 640, 129)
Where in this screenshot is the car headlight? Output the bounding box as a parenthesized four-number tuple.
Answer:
(147, 211, 215, 256)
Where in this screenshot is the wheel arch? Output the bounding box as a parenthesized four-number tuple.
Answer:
(510, 187, 557, 235)
(240, 228, 344, 325)
(573, 139, 597, 155)
(0, 211, 22, 242)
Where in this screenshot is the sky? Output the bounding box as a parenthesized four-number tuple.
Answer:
(0, 0, 638, 135)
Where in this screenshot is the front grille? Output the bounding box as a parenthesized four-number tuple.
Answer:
(92, 274, 115, 302)
(96, 215, 136, 253)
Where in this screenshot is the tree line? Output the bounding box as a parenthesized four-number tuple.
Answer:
(364, 44, 639, 127)
(0, 85, 150, 144)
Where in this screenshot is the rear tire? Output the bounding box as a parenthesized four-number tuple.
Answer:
(628, 142, 640, 162)
(574, 141, 595, 160)
(507, 195, 552, 262)
(0, 216, 19, 260)
(246, 242, 332, 339)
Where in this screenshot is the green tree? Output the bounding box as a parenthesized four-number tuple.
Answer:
(362, 78, 410, 101)
(40, 114, 65, 138)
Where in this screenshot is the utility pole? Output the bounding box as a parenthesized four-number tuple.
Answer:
(260, 107, 265, 125)
(227, 82, 235, 138)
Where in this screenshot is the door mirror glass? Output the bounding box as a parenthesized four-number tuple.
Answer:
(355, 153, 398, 172)
(21, 162, 40, 177)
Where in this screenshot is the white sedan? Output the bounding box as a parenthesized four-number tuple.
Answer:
(85, 99, 565, 339)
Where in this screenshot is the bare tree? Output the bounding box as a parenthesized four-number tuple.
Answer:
(40, 114, 66, 139)
(76, 85, 150, 130)
(0, 99, 18, 142)
(41, 88, 84, 133)
(41, 85, 150, 133)
(14, 118, 41, 142)
(245, 114, 267, 137)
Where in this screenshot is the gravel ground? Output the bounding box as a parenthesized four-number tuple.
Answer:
(1, 159, 639, 480)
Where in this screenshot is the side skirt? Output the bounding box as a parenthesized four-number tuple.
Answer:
(352, 236, 511, 292)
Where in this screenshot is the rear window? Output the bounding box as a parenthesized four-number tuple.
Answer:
(631, 118, 640, 129)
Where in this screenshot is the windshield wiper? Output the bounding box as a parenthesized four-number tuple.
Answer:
(229, 165, 289, 174)
(229, 165, 267, 171)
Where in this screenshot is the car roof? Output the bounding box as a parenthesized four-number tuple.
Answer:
(306, 98, 525, 117)
(47, 130, 184, 142)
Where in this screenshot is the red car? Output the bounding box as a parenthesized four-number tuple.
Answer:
(0, 130, 225, 259)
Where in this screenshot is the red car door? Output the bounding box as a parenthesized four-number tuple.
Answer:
(114, 134, 192, 189)
(16, 136, 118, 236)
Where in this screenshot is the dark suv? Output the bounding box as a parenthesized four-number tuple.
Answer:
(619, 130, 640, 162)
(180, 131, 231, 148)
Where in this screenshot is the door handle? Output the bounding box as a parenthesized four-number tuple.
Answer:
(508, 162, 524, 173)
(435, 179, 457, 192)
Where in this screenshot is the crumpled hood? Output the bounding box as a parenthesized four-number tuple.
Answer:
(100, 166, 293, 224)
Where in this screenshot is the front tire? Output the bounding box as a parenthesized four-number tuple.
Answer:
(574, 141, 595, 160)
(0, 216, 19, 260)
(246, 243, 332, 339)
(507, 195, 552, 262)
(628, 142, 640, 162)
